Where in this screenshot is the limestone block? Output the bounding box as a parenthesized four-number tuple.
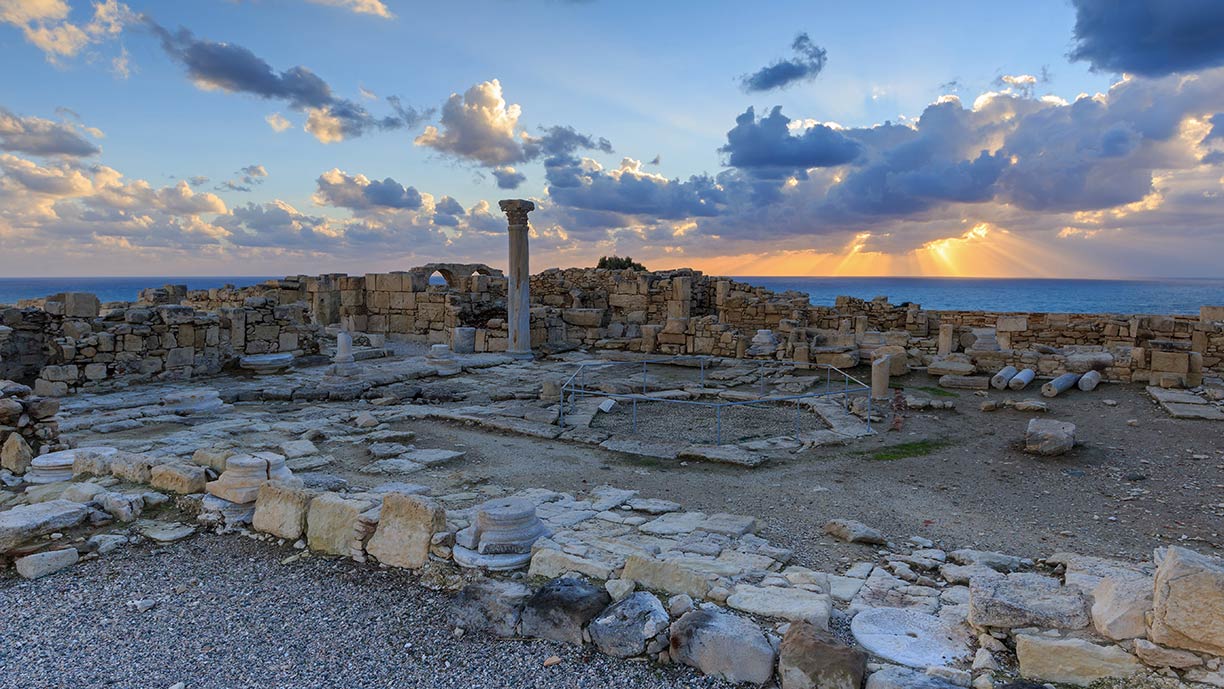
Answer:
(588, 591, 670, 658)
(0, 500, 89, 553)
(1015, 635, 1141, 687)
(622, 553, 711, 599)
(453, 579, 532, 638)
(1149, 546, 1224, 656)
(528, 547, 615, 580)
(306, 492, 375, 556)
(1, 433, 33, 474)
(1132, 638, 1203, 669)
(192, 447, 233, 473)
(968, 572, 1091, 629)
(1024, 418, 1076, 456)
(519, 577, 610, 645)
(365, 493, 444, 569)
(15, 548, 78, 579)
(778, 621, 866, 689)
(149, 463, 207, 494)
(1150, 350, 1190, 373)
(110, 452, 160, 484)
(62, 292, 100, 318)
(726, 584, 832, 627)
(995, 315, 1028, 332)
(252, 481, 317, 540)
(1091, 572, 1153, 640)
(669, 609, 776, 685)
(928, 356, 975, 376)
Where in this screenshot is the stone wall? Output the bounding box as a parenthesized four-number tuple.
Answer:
(0, 291, 320, 396)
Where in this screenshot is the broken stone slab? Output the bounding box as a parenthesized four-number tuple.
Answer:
(599, 438, 679, 460)
(968, 572, 1091, 630)
(677, 444, 765, 467)
(149, 463, 207, 494)
(864, 666, 962, 689)
(453, 579, 532, 638)
(778, 621, 866, 689)
(1162, 402, 1224, 420)
(1091, 571, 1153, 640)
(725, 585, 832, 627)
(1132, 638, 1203, 669)
(669, 609, 776, 685)
(621, 553, 711, 599)
(1024, 418, 1076, 456)
(927, 357, 976, 376)
(1149, 546, 1224, 656)
(365, 493, 445, 569)
(519, 577, 610, 645)
(850, 607, 971, 668)
(400, 448, 465, 466)
(1014, 635, 1141, 687)
(15, 548, 78, 579)
(1146, 386, 1205, 405)
(590, 487, 638, 511)
(0, 500, 89, 553)
(824, 519, 886, 544)
(639, 511, 708, 536)
(527, 547, 615, 580)
(360, 459, 423, 475)
(135, 520, 195, 543)
(305, 492, 375, 556)
(626, 498, 681, 514)
(948, 549, 1024, 571)
(938, 374, 989, 390)
(1, 433, 33, 474)
(588, 591, 669, 658)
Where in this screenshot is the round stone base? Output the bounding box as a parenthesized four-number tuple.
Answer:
(452, 545, 532, 571)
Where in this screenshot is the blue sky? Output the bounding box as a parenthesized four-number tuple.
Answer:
(2, 0, 1223, 277)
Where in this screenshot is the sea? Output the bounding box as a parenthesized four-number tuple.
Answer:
(0, 275, 1221, 315)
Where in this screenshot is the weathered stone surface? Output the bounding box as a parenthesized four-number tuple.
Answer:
(192, 447, 233, 473)
(948, 549, 1023, 572)
(928, 357, 976, 376)
(15, 548, 78, 578)
(969, 573, 1090, 629)
(622, 554, 711, 599)
(1149, 546, 1224, 656)
(865, 665, 962, 689)
(1, 433, 33, 474)
(61, 482, 106, 503)
(110, 452, 159, 484)
(305, 492, 374, 556)
(252, 481, 316, 540)
(1014, 635, 1141, 687)
(851, 607, 970, 668)
(454, 579, 532, 638)
(25, 449, 76, 484)
(0, 500, 89, 553)
(528, 548, 614, 580)
(1091, 572, 1153, 640)
(669, 609, 776, 685)
(726, 585, 832, 627)
(149, 463, 207, 494)
(779, 621, 866, 689)
(824, 519, 885, 544)
(1132, 639, 1202, 669)
(365, 493, 445, 569)
(588, 591, 669, 658)
(519, 577, 610, 645)
(1024, 418, 1076, 456)
(938, 374, 990, 390)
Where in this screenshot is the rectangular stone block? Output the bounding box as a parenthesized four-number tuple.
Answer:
(150, 463, 207, 494)
(996, 316, 1028, 332)
(306, 492, 375, 556)
(364, 493, 444, 569)
(253, 481, 317, 540)
(1150, 350, 1190, 373)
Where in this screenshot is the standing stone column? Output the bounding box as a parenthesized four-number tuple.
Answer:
(871, 356, 892, 400)
(498, 199, 535, 359)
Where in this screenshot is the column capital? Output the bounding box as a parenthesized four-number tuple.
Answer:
(498, 199, 535, 226)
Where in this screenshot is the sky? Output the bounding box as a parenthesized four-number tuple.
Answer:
(2, 0, 1224, 279)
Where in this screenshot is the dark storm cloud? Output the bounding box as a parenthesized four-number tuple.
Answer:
(1068, 0, 1224, 76)
(0, 107, 101, 157)
(146, 21, 430, 141)
(740, 33, 828, 92)
(719, 106, 861, 178)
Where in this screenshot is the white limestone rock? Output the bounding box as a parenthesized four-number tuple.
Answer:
(1149, 546, 1224, 656)
(15, 548, 78, 578)
(850, 607, 971, 669)
(1014, 634, 1141, 687)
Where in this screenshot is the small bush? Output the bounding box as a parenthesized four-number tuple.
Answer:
(597, 255, 646, 271)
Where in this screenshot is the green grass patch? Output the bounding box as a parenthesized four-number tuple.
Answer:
(859, 439, 950, 461)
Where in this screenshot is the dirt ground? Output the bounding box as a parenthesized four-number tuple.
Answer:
(332, 370, 1224, 570)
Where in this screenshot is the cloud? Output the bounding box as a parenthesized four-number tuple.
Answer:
(312, 168, 424, 211)
(265, 112, 293, 133)
(545, 157, 724, 223)
(740, 33, 828, 92)
(492, 166, 526, 189)
(719, 106, 861, 178)
(1, 0, 133, 62)
(415, 80, 613, 167)
(148, 22, 430, 142)
(1069, 0, 1224, 76)
(214, 164, 268, 192)
(305, 0, 392, 19)
(0, 107, 102, 157)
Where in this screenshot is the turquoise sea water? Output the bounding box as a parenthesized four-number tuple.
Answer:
(0, 275, 1221, 315)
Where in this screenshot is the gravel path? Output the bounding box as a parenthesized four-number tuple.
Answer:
(0, 536, 737, 689)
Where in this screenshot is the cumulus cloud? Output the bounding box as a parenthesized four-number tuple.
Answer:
(415, 80, 613, 167)
(719, 106, 860, 179)
(0, 0, 133, 62)
(148, 22, 431, 143)
(545, 157, 724, 225)
(492, 166, 526, 189)
(312, 168, 424, 211)
(265, 112, 293, 133)
(0, 107, 102, 157)
(1069, 0, 1224, 76)
(740, 33, 828, 92)
(305, 0, 392, 19)
(215, 164, 268, 192)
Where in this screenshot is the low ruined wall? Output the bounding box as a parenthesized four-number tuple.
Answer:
(2, 291, 319, 395)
